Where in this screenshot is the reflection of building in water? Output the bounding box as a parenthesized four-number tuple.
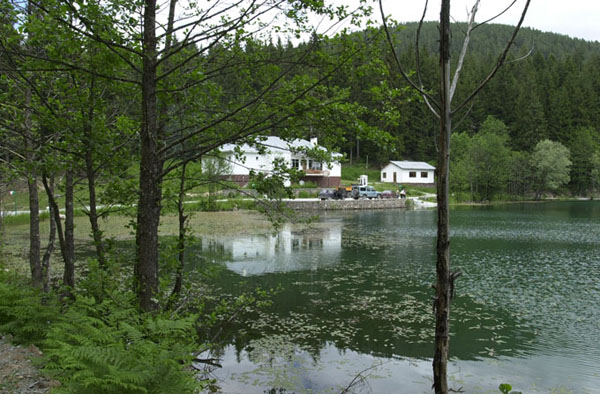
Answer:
(206, 222, 342, 275)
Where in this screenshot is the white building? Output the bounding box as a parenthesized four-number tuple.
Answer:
(218, 136, 342, 187)
(380, 161, 435, 186)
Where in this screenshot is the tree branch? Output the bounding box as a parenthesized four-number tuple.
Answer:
(449, 0, 480, 102)
(378, 0, 440, 116)
(452, 0, 531, 115)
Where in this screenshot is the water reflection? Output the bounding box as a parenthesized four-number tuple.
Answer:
(199, 202, 600, 393)
(205, 223, 343, 275)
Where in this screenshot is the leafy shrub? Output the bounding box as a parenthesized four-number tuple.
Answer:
(499, 383, 522, 394)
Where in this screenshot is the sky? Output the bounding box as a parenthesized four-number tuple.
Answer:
(377, 0, 600, 42)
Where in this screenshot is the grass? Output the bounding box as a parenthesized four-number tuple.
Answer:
(340, 163, 381, 183)
(291, 181, 318, 189)
(0, 210, 275, 276)
(296, 190, 318, 198)
(406, 186, 436, 195)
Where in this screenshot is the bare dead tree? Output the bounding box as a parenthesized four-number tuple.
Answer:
(378, 1, 531, 393)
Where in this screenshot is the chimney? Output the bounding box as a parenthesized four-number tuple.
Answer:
(310, 137, 318, 146)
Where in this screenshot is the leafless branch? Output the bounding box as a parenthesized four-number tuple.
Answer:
(415, 0, 428, 89)
(451, 102, 474, 132)
(379, 0, 440, 116)
(505, 46, 534, 64)
(473, 0, 519, 31)
(452, 0, 531, 115)
(450, 0, 480, 102)
(340, 362, 387, 394)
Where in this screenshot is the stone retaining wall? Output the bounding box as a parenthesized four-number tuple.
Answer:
(286, 198, 407, 210)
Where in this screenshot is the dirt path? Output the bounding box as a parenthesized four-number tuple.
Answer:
(0, 336, 58, 393)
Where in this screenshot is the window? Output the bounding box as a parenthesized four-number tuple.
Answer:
(291, 159, 299, 169)
(409, 171, 416, 178)
(421, 172, 428, 178)
(256, 156, 259, 160)
(382, 172, 387, 179)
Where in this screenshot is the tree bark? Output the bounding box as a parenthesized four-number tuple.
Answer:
(433, 2, 451, 393)
(42, 172, 75, 291)
(63, 170, 75, 288)
(171, 161, 188, 301)
(41, 177, 56, 293)
(27, 176, 42, 288)
(136, 0, 162, 312)
(84, 76, 107, 270)
(25, 84, 42, 288)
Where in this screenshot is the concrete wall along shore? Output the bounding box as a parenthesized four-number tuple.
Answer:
(286, 198, 407, 210)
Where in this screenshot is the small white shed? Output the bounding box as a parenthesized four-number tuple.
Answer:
(380, 161, 435, 185)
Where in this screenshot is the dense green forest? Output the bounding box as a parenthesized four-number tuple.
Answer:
(325, 23, 600, 198)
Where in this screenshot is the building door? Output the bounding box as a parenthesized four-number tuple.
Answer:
(393, 172, 397, 183)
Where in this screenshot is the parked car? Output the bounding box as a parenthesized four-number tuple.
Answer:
(318, 189, 335, 200)
(352, 185, 382, 199)
(381, 190, 397, 199)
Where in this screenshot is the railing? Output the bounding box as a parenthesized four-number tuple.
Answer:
(304, 169, 330, 175)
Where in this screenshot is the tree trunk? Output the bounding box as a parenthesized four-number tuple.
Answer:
(27, 176, 42, 288)
(171, 162, 188, 302)
(41, 177, 56, 293)
(84, 76, 107, 270)
(25, 84, 42, 288)
(63, 170, 75, 288)
(42, 173, 74, 291)
(433, 2, 451, 393)
(136, 0, 162, 312)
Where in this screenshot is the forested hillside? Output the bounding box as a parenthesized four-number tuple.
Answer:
(313, 23, 600, 197)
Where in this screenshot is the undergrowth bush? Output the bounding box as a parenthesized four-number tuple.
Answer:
(0, 267, 205, 393)
(0, 276, 61, 344)
(42, 292, 203, 393)
(0, 253, 275, 393)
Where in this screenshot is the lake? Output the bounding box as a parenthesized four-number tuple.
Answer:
(198, 201, 600, 393)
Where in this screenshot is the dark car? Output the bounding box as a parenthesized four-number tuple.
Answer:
(318, 189, 335, 200)
(381, 190, 397, 199)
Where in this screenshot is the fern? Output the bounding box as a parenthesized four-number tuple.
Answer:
(0, 278, 61, 344)
(43, 294, 202, 394)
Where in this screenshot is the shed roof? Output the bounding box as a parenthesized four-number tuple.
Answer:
(388, 161, 436, 170)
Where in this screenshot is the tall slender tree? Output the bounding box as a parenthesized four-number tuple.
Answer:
(379, 1, 531, 392)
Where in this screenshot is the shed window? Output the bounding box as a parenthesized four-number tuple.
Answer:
(409, 171, 417, 178)
(421, 172, 428, 178)
(382, 172, 387, 179)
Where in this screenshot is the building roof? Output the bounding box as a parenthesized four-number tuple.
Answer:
(220, 136, 315, 154)
(220, 136, 342, 157)
(388, 161, 436, 170)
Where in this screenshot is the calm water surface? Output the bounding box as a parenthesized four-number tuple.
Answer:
(198, 201, 600, 393)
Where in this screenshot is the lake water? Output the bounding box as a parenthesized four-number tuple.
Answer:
(199, 201, 600, 393)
